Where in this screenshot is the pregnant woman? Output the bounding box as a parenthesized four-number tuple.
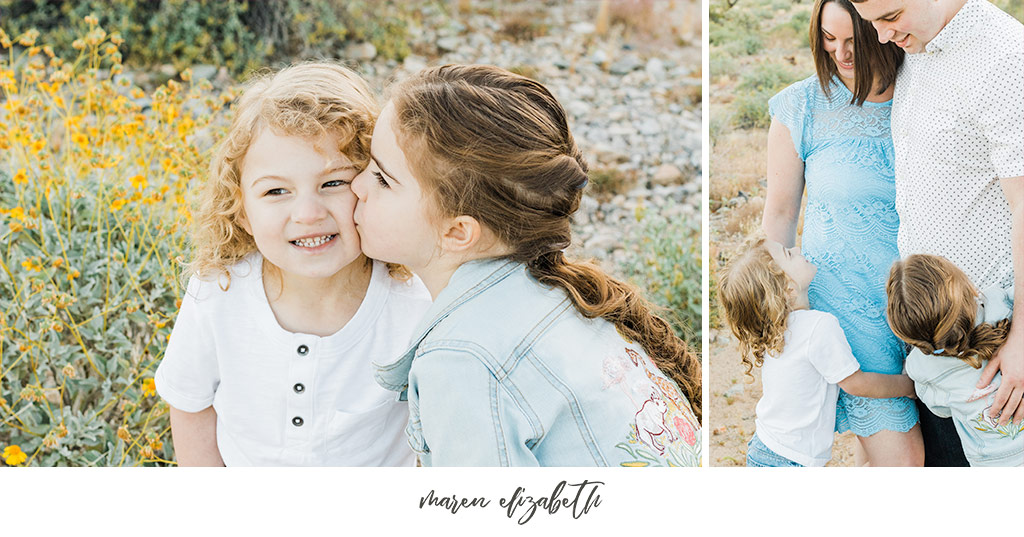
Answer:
(761, 0, 923, 465)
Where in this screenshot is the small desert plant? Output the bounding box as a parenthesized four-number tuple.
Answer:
(587, 167, 635, 201)
(619, 204, 702, 350)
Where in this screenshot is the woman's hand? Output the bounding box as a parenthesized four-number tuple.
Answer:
(977, 327, 1024, 426)
(762, 118, 806, 247)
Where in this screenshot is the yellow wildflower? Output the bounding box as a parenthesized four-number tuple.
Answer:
(8, 206, 26, 221)
(117, 426, 130, 442)
(142, 378, 156, 397)
(21, 257, 43, 272)
(130, 174, 146, 190)
(3, 445, 27, 466)
(140, 445, 154, 459)
(17, 29, 39, 47)
(109, 199, 128, 212)
(67, 269, 81, 281)
(12, 168, 27, 185)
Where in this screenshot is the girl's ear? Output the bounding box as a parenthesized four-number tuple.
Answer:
(439, 215, 482, 254)
(237, 210, 252, 236)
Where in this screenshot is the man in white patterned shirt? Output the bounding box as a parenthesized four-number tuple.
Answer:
(852, 0, 1024, 465)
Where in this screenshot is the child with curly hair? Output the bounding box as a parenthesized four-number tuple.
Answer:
(887, 254, 1021, 466)
(718, 237, 915, 466)
(155, 62, 431, 466)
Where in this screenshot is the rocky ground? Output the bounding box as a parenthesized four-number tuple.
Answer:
(373, 2, 703, 271)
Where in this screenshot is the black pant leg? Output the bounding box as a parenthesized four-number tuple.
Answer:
(915, 398, 969, 466)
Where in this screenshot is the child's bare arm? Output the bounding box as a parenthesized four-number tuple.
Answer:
(838, 370, 916, 399)
(169, 406, 225, 467)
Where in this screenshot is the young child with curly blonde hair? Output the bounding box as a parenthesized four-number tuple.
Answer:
(887, 254, 1021, 466)
(718, 237, 915, 466)
(155, 62, 431, 466)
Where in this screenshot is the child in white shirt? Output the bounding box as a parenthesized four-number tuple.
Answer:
(887, 254, 1021, 466)
(718, 237, 916, 466)
(154, 62, 431, 466)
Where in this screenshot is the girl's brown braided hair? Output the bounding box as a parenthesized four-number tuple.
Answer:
(887, 254, 1011, 369)
(390, 64, 701, 421)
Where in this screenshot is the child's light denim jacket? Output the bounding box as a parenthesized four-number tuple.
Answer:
(373, 258, 701, 467)
(906, 285, 1022, 466)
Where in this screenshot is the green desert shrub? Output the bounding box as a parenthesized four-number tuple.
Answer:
(0, 0, 414, 76)
(619, 204, 702, 351)
(732, 62, 803, 128)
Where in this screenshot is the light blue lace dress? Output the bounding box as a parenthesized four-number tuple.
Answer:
(768, 75, 919, 437)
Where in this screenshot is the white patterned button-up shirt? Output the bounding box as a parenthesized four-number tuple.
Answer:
(891, 0, 1023, 289)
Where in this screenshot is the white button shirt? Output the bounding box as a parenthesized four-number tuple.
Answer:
(156, 254, 432, 466)
(891, 0, 1024, 289)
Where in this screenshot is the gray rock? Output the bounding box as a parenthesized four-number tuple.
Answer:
(645, 57, 666, 80)
(724, 383, 745, 399)
(652, 164, 684, 186)
(609, 54, 643, 75)
(191, 64, 217, 80)
(402, 55, 428, 73)
(638, 118, 661, 136)
(587, 232, 619, 252)
(437, 36, 461, 52)
(566, 100, 590, 117)
(570, 22, 596, 35)
(344, 42, 377, 61)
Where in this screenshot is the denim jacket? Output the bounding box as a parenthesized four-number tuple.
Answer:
(906, 285, 1022, 466)
(373, 258, 701, 467)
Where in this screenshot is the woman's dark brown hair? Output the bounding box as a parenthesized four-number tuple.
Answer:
(810, 0, 904, 105)
(390, 64, 701, 422)
(887, 254, 1011, 369)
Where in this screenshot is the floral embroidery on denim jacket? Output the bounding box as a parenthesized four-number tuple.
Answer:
(373, 258, 702, 467)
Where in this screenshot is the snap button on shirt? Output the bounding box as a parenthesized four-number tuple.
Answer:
(297, 344, 309, 356)
(293, 383, 305, 394)
(292, 416, 304, 427)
